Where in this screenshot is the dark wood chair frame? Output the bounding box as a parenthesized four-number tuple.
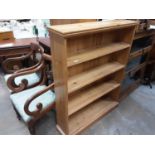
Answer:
(6, 43, 55, 134)
(5, 43, 46, 94)
(12, 82, 55, 135)
(2, 42, 42, 74)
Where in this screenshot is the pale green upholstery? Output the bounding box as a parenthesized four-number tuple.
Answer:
(4, 73, 40, 87)
(10, 85, 55, 122)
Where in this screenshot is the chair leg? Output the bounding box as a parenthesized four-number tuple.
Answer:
(143, 77, 152, 89)
(28, 125, 36, 135)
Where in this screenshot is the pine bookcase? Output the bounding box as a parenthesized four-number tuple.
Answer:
(48, 20, 137, 135)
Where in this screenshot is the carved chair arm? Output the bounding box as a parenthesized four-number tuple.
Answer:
(16, 44, 45, 73)
(7, 61, 45, 93)
(15, 53, 45, 74)
(24, 83, 55, 117)
(2, 43, 45, 74)
(15, 61, 41, 73)
(2, 51, 33, 73)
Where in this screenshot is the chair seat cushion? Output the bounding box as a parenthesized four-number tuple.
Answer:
(4, 73, 40, 87)
(10, 85, 55, 122)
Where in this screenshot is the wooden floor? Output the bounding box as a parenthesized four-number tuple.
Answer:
(1, 67, 155, 135)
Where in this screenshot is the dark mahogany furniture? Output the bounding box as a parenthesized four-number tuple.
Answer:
(0, 38, 38, 72)
(0, 38, 37, 57)
(120, 20, 155, 99)
(5, 43, 46, 94)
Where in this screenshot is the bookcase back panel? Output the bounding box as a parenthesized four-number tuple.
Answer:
(68, 49, 127, 77)
(68, 55, 110, 77)
(67, 73, 122, 116)
(67, 28, 132, 57)
(103, 69, 124, 83)
(68, 70, 123, 99)
(115, 27, 136, 43)
(109, 49, 130, 64)
(109, 87, 121, 100)
(68, 87, 120, 134)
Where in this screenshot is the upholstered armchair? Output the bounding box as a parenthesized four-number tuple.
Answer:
(10, 82, 55, 134)
(7, 44, 55, 134)
(4, 43, 46, 93)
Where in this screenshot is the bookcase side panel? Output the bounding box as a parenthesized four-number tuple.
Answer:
(50, 32, 69, 134)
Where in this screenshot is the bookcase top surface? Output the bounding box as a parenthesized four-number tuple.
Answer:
(48, 20, 137, 37)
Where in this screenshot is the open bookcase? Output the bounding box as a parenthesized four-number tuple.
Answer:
(48, 20, 137, 135)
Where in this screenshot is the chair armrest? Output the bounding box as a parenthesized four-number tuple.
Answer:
(2, 43, 45, 74)
(15, 53, 44, 74)
(24, 83, 55, 117)
(7, 61, 46, 93)
(15, 61, 41, 73)
(15, 44, 45, 73)
(43, 53, 51, 62)
(2, 51, 33, 73)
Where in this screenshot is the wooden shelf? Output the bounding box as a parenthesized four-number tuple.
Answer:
(50, 20, 137, 134)
(120, 40, 152, 100)
(130, 45, 152, 61)
(134, 30, 155, 40)
(143, 45, 152, 54)
(67, 42, 130, 67)
(126, 62, 146, 74)
(130, 49, 143, 60)
(68, 62, 124, 94)
(69, 98, 118, 134)
(68, 82, 120, 116)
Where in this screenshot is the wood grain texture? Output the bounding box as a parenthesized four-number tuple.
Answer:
(120, 28, 154, 99)
(49, 20, 137, 134)
(68, 82, 120, 115)
(134, 30, 155, 40)
(67, 42, 130, 67)
(49, 20, 137, 37)
(68, 62, 124, 94)
(51, 19, 96, 25)
(50, 33, 69, 134)
(69, 99, 118, 134)
(130, 45, 152, 61)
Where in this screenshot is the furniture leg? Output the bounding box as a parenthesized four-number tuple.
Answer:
(28, 125, 35, 135)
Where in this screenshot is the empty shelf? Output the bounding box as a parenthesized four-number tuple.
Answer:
(130, 45, 152, 60)
(126, 62, 146, 74)
(130, 49, 143, 60)
(68, 62, 124, 94)
(68, 82, 120, 115)
(67, 42, 130, 67)
(69, 99, 118, 134)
